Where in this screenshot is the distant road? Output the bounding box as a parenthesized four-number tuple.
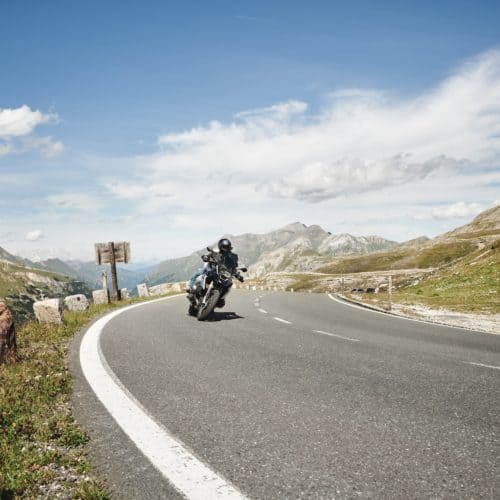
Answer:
(73, 290, 500, 499)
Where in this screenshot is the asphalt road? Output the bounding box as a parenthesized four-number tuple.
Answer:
(72, 290, 500, 499)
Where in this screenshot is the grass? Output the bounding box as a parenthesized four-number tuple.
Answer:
(316, 241, 476, 274)
(342, 242, 500, 314)
(392, 243, 500, 313)
(0, 293, 177, 499)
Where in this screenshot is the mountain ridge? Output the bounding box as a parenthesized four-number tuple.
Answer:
(146, 222, 398, 284)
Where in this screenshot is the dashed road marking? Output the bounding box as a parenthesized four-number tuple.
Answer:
(258, 308, 268, 314)
(463, 361, 500, 371)
(80, 295, 247, 500)
(313, 329, 360, 343)
(274, 317, 292, 325)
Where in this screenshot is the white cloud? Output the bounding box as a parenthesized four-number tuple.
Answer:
(47, 193, 105, 212)
(25, 229, 44, 241)
(0, 105, 55, 138)
(0, 105, 63, 158)
(432, 202, 484, 220)
(108, 50, 500, 210)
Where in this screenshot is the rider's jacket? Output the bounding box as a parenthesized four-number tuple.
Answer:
(204, 249, 239, 275)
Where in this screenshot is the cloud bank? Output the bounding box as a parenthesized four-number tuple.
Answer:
(432, 201, 484, 220)
(105, 50, 500, 209)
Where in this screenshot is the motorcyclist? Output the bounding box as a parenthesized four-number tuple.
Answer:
(187, 238, 243, 309)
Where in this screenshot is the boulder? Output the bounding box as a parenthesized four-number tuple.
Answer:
(64, 294, 89, 312)
(149, 283, 170, 296)
(0, 301, 17, 364)
(33, 298, 64, 324)
(137, 283, 149, 298)
(92, 289, 109, 304)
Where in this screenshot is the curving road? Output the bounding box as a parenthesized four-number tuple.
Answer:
(71, 290, 500, 499)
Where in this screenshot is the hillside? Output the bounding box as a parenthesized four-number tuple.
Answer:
(254, 206, 499, 314)
(0, 254, 91, 323)
(146, 222, 397, 284)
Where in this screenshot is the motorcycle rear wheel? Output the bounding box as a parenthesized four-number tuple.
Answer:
(197, 290, 220, 321)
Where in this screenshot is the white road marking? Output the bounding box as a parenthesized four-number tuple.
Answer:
(464, 361, 500, 371)
(258, 308, 268, 314)
(313, 330, 360, 343)
(274, 317, 292, 325)
(79, 295, 247, 500)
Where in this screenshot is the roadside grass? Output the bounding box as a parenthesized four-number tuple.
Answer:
(392, 244, 500, 314)
(342, 243, 500, 314)
(0, 293, 177, 499)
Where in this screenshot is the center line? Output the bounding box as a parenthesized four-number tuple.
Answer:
(313, 330, 360, 342)
(258, 308, 268, 314)
(274, 317, 292, 325)
(464, 361, 500, 371)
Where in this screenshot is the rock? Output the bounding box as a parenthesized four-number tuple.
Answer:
(0, 301, 17, 364)
(92, 289, 109, 304)
(64, 294, 89, 312)
(149, 283, 169, 296)
(137, 283, 149, 297)
(33, 298, 64, 324)
(120, 288, 129, 300)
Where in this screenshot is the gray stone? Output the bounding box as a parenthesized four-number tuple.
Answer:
(64, 294, 89, 312)
(120, 288, 129, 300)
(92, 289, 109, 304)
(149, 283, 169, 296)
(137, 283, 149, 298)
(33, 298, 64, 324)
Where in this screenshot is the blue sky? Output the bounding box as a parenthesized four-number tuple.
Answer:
(1, 1, 500, 261)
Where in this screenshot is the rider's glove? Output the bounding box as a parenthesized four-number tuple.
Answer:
(237, 274, 244, 282)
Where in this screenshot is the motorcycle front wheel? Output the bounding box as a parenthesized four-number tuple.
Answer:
(197, 289, 220, 321)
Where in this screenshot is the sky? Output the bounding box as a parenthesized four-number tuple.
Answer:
(1, 0, 500, 263)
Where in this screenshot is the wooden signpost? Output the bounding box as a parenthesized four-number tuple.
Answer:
(95, 241, 130, 301)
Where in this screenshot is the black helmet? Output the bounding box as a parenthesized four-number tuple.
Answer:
(218, 238, 232, 253)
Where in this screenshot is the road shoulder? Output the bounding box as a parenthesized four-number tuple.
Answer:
(68, 314, 184, 500)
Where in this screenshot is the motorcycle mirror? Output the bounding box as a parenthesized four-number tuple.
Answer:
(206, 246, 213, 252)
(239, 267, 247, 272)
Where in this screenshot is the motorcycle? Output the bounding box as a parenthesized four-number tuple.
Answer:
(187, 247, 247, 321)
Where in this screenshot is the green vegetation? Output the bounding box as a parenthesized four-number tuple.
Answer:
(393, 242, 500, 313)
(317, 241, 476, 274)
(0, 293, 176, 499)
(0, 304, 120, 498)
(287, 274, 320, 291)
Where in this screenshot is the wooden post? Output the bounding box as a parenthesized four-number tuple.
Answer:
(388, 275, 392, 311)
(109, 241, 121, 301)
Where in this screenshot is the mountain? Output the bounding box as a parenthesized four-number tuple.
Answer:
(436, 205, 500, 241)
(0, 247, 91, 323)
(146, 222, 398, 283)
(67, 261, 152, 291)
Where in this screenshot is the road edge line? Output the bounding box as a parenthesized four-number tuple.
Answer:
(79, 295, 247, 500)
